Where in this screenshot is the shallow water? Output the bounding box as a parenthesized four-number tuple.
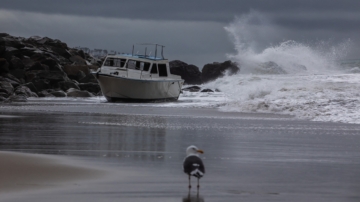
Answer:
(1, 100, 360, 201)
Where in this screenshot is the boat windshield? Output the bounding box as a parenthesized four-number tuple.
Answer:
(104, 58, 126, 68)
(127, 60, 151, 71)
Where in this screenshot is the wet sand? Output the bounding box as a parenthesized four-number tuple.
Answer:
(1, 100, 360, 201)
(0, 151, 105, 198)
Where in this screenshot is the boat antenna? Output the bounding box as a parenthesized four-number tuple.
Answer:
(132, 45, 134, 56)
(145, 47, 147, 57)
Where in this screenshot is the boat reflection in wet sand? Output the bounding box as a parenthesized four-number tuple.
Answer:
(92, 44, 184, 102)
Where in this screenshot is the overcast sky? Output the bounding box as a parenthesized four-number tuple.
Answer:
(1, 0, 359, 67)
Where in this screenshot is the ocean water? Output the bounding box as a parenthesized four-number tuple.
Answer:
(199, 11, 360, 124)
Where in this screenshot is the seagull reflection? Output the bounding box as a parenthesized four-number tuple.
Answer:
(182, 188, 204, 202)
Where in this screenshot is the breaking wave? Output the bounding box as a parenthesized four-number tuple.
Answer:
(204, 11, 360, 124)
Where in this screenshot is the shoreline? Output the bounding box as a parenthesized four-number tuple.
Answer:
(0, 151, 106, 196)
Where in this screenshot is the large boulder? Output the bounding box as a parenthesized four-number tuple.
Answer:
(0, 58, 9, 73)
(169, 60, 202, 85)
(0, 74, 22, 88)
(31, 79, 51, 91)
(49, 90, 67, 97)
(41, 57, 63, 72)
(78, 73, 97, 83)
(38, 90, 56, 97)
(0, 81, 14, 95)
(201, 60, 239, 83)
(62, 65, 99, 81)
(22, 82, 38, 93)
(0, 35, 25, 49)
(69, 55, 87, 65)
(36, 71, 70, 83)
(78, 83, 100, 94)
(66, 88, 95, 97)
(10, 56, 24, 70)
(58, 80, 80, 91)
(27, 62, 49, 71)
(14, 85, 38, 97)
(7, 94, 27, 102)
(182, 85, 201, 92)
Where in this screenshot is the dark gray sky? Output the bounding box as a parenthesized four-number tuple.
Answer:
(1, 0, 359, 67)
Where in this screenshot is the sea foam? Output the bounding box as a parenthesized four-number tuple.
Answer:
(203, 11, 360, 124)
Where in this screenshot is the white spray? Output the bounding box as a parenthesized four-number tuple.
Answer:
(203, 11, 360, 123)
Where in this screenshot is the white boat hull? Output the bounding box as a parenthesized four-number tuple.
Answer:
(96, 73, 183, 101)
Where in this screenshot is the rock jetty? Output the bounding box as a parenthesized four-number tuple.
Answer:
(1, 33, 241, 101)
(0, 33, 101, 102)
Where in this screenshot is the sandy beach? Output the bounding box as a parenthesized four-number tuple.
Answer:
(0, 151, 105, 198)
(1, 100, 360, 202)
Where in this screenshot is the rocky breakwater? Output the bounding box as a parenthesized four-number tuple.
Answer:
(0, 33, 101, 102)
(170, 60, 239, 92)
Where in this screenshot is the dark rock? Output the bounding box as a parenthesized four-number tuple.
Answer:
(169, 60, 202, 85)
(182, 85, 201, 92)
(0, 91, 9, 98)
(77, 70, 86, 81)
(8, 94, 27, 102)
(200, 89, 214, 93)
(50, 46, 71, 58)
(1, 74, 22, 87)
(36, 71, 69, 82)
(32, 79, 50, 92)
(0, 58, 9, 73)
(58, 80, 80, 91)
(19, 47, 37, 57)
(37, 90, 55, 97)
(78, 83, 100, 94)
(10, 56, 24, 69)
(70, 55, 87, 65)
(14, 85, 38, 97)
(0, 33, 10, 37)
(202, 60, 239, 83)
(77, 49, 85, 59)
(22, 82, 38, 93)
(0, 81, 14, 95)
(62, 65, 91, 78)
(28, 62, 49, 71)
(41, 58, 62, 71)
(78, 73, 97, 83)
(66, 88, 95, 97)
(0, 96, 7, 101)
(21, 56, 35, 69)
(0, 46, 6, 56)
(49, 90, 67, 97)
(9, 69, 26, 80)
(30, 52, 47, 62)
(1, 36, 25, 49)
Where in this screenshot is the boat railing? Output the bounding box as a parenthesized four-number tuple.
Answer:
(132, 43, 166, 60)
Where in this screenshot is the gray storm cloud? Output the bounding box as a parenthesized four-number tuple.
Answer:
(1, 0, 359, 66)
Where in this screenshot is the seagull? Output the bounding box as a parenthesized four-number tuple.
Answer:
(183, 145, 205, 188)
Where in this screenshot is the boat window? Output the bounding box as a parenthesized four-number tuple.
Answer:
(127, 60, 137, 69)
(127, 60, 151, 71)
(104, 58, 126, 67)
(150, 63, 158, 74)
(158, 64, 168, 77)
(143, 62, 151, 71)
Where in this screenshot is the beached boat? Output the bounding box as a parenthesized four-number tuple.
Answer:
(92, 44, 184, 102)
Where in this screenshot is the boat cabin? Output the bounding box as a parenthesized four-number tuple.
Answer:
(99, 44, 180, 80)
